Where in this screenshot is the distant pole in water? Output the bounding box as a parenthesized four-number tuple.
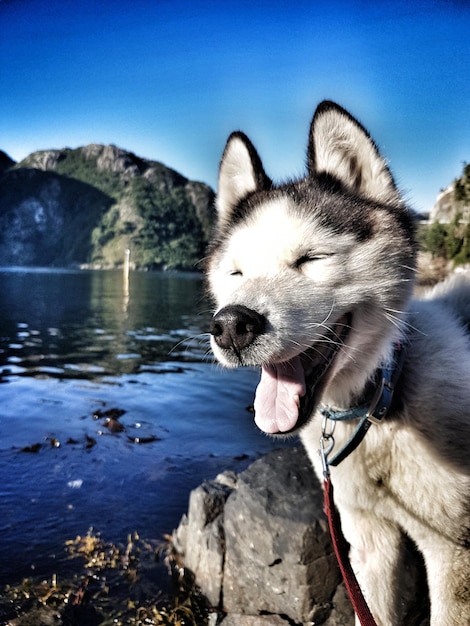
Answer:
(124, 248, 131, 279)
(123, 249, 130, 312)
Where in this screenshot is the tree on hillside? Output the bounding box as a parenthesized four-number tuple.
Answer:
(423, 221, 447, 258)
(454, 162, 470, 204)
(423, 212, 470, 266)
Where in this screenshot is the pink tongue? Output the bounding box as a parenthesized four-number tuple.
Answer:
(253, 357, 306, 434)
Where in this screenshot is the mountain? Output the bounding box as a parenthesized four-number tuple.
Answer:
(0, 144, 215, 270)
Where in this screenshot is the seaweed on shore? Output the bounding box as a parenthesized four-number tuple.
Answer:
(0, 529, 211, 626)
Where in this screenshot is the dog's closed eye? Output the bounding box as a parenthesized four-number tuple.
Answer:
(293, 252, 333, 269)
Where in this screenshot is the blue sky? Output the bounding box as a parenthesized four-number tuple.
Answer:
(0, 0, 469, 214)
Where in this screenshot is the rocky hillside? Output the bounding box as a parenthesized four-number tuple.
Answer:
(0, 145, 215, 270)
(429, 162, 470, 223)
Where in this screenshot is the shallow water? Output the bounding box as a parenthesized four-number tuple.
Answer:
(0, 268, 289, 585)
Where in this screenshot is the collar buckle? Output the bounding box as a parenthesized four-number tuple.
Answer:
(366, 376, 394, 424)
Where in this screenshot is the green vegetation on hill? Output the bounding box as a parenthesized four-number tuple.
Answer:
(423, 162, 470, 266)
(422, 213, 470, 266)
(454, 163, 470, 205)
(130, 179, 205, 270)
(53, 148, 124, 200)
(0, 145, 215, 270)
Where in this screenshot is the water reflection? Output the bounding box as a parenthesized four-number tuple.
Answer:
(0, 268, 212, 379)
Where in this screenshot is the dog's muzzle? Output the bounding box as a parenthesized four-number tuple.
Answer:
(210, 304, 352, 436)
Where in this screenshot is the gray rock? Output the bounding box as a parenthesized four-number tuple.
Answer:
(178, 478, 233, 607)
(220, 615, 292, 625)
(173, 447, 354, 625)
(222, 449, 340, 623)
(429, 182, 470, 223)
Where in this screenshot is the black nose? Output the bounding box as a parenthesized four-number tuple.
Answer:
(210, 305, 266, 353)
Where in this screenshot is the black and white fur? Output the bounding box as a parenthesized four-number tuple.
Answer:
(206, 101, 470, 625)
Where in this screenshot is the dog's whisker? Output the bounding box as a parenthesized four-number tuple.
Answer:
(286, 334, 359, 364)
(169, 332, 211, 356)
(383, 309, 424, 335)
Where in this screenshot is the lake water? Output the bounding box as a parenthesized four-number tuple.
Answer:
(0, 268, 289, 586)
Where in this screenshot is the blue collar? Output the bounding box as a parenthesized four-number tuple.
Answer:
(320, 341, 406, 468)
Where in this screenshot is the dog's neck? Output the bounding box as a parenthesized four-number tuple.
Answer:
(325, 324, 407, 413)
(319, 339, 406, 467)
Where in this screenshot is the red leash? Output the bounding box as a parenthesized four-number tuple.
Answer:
(319, 343, 407, 625)
(324, 476, 378, 626)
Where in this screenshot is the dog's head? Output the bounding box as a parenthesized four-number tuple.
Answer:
(206, 101, 416, 436)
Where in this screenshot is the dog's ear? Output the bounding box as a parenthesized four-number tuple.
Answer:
(216, 132, 271, 226)
(308, 101, 400, 204)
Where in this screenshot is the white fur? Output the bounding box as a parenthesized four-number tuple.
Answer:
(216, 135, 258, 225)
(312, 107, 401, 205)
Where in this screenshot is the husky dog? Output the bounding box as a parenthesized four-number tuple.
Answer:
(206, 101, 470, 625)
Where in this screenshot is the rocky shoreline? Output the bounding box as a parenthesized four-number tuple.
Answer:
(172, 447, 430, 626)
(1, 447, 431, 625)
